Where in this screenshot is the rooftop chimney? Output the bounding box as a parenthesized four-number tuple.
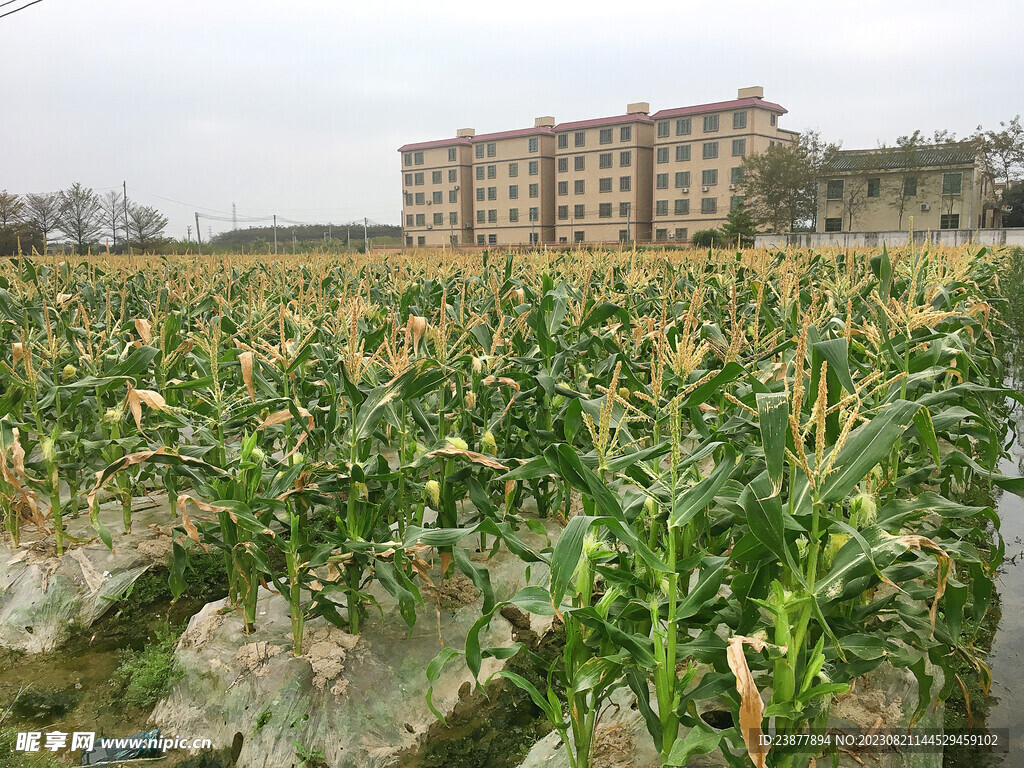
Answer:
(626, 102, 650, 115)
(456, 128, 476, 138)
(534, 116, 555, 127)
(737, 86, 764, 100)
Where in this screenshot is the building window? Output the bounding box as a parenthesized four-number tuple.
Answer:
(942, 172, 963, 195)
(701, 198, 717, 214)
(940, 214, 960, 229)
(656, 228, 667, 241)
(558, 181, 568, 196)
(405, 192, 413, 205)
(558, 205, 569, 220)
(509, 185, 518, 199)
(416, 213, 426, 225)
(488, 187, 497, 201)
(450, 212, 458, 225)
(675, 227, 688, 240)
(620, 125, 632, 142)
(448, 148, 457, 162)
(733, 111, 747, 130)
(414, 151, 424, 164)
(574, 155, 585, 171)
(618, 229, 629, 241)
(702, 169, 718, 186)
(509, 208, 519, 222)
(620, 150, 632, 166)
(431, 169, 442, 184)
(434, 212, 444, 225)
(702, 142, 718, 160)
(599, 152, 613, 168)
(450, 235, 458, 245)
(574, 204, 585, 220)
(826, 179, 844, 200)
(529, 232, 539, 244)
(573, 230, 584, 243)
(448, 169, 457, 182)
(404, 173, 413, 186)
(676, 118, 691, 135)
(487, 165, 496, 179)
(405, 214, 413, 226)
(488, 233, 497, 244)
(657, 120, 670, 138)
(477, 210, 485, 223)
(599, 177, 612, 193)
(449, 189, 458, 203)
(904, 176, 918, 196)
(730, 196, 744, 211)
(674, 199, 690, 215)
(599, 202, 612, 218)
(476, 166, 484, 181)
(486, 142, 496, 157)
(414, 172, 424, 185)
(529, 160, 539, 175)
(529, 183, 539, 198)
(475, 145, 484, 159)
(417, 236, 426, 245)
(509, 162, 518, 177)
(824, 217, 842, 232)
(558, 134, 568, 149)
(432, 191, 443, 204)
(558, 157, 568, 172)
(676, 144, 691, 162)
(867, 178, 881, 198)
(656, 147, 669, 163)
(599, 128, 613, 144)
(574, 179, 585, 194)
(477, 234, 486, 244)
(404, 153, 412, 166)
(770, 114, 777, 126)
(529, 207, 539, 221)
(529, 137, 539, 153)
(415, 192, 425, 205)
(731, 167, 744, 184)
(703, 114, 719, 132)
(488, 209, 497, 223)
(619, 202, 631, 217)
(656, 200, 668, 216)
(406, 236, 413, 246)
(732, 139, 746, 156)
(476, 188, 485, 202)
(574, 131, 585, 147)
(656, 173, 669, 189)
(620, 176, 631, 192)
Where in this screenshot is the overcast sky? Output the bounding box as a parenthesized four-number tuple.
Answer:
(2, 0, 1021, 239)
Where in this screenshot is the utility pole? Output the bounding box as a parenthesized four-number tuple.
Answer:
(273, 214, 278, 254)
(363, 217, 369, 253)
(186, 225, 192, 242)
(346, 224, 351, 251)
(123, 181, 130, 252)
(232, 202, 237, 230)
(195, 212, 202, 254)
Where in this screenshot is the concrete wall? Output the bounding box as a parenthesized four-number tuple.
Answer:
(755, 228, 1024, 249)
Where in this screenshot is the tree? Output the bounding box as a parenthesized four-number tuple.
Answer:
(972, 116, 1024, 227)
(884, 131, 927, 230)
(690, 229, 724, 248)
(24, 192, 63, 245)
(0, 190, 25, 228)
(98, 189, 126, 249)
(719, 202, 756, 247)
(126, 203, 169, 252)
(56, 183, 102, 254)
(739, 130, 839, 233)
(1002, 182, 1024, 228)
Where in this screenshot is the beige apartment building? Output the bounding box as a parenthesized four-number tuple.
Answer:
(817, 143, 995, 233)
(651, 87, 797, 242)
(470, 120, 557, 246)
(399, 87, 794, 246)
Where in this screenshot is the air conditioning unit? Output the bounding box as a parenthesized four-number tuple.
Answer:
(681, 187, 689, 193)
(728, 184, 736, 190)
(426, 200, 431, 205)
(701, 186, 710, 192)
(427, 225, 433, 230)
(667, 232, 675, 239)
(920, 203, 931, 212)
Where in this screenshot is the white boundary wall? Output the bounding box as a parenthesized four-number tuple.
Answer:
(755, 228, 1024, 249)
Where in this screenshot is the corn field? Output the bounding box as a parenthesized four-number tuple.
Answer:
(0, 246, 1020, 768)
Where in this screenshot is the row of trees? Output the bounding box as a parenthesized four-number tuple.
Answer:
(0, 183, 169, 255)
(740, 117, 1024, 232)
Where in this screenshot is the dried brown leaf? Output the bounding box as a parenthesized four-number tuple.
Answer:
(727, 635, 770, 768)
(239, 351, 255, 401)
(426, 446, 506, 470)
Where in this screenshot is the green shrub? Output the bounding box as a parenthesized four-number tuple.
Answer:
(112, 624, 183, 710)
(690, 228, 722, 247)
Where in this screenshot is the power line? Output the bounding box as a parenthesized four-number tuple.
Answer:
(0, 0, 44, 21)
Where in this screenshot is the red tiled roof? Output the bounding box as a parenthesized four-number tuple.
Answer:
(652, 97, 786, 120)
(472, 126, 555, 142)
(398, 137, 473, 152)
(554, 113, 654, 131)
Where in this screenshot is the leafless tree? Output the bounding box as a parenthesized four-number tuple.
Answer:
(56, 182, 102, 254)
(24, 192, 63, 245)
(0, 190, 25, 228)
(126, 203, 169, 252)
(98, 189, 126, 249)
